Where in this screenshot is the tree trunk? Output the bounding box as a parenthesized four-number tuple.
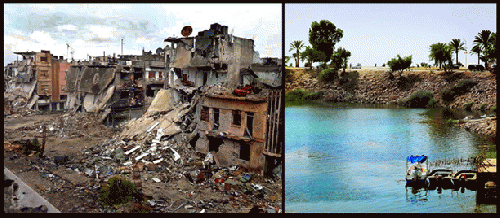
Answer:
(296, 49, 300, 68)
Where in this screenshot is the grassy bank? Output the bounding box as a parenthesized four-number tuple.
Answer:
(285, 88, 324, 106)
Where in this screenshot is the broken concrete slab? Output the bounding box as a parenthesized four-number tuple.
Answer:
(145, 89, 173, 116)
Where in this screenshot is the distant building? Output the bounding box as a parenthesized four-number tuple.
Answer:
(6, 50, 69, 111)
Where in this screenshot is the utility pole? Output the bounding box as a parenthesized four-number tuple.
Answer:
(121, 39, 124, 56)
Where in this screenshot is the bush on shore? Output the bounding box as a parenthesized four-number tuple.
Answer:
(404, 90, 437, 108)
(285, 88, 324, 102)
(319, 68, 339, 83)
(464, 101, 474, 111)
(441, 79, 478, 103)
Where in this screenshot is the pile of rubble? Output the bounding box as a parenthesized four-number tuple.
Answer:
(68, 124, 281, 212)
(5, 86, 282, 213)
(65, 93, 280, 212)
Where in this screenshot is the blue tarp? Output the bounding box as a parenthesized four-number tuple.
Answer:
(407, 155, 427, 163)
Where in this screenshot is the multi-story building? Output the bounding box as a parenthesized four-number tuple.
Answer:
(162, 23, 283, 173)
(195, 87, 282, 174)
(164, 23, 255, 106)
(7, 50, 69, 111)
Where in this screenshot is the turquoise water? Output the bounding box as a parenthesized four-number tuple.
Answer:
(285, 102, 495, 213)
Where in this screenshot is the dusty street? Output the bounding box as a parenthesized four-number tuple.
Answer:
(4, 111, 282, 213)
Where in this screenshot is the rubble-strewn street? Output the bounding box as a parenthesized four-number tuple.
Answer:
(4, 102, 282, 213)
(5, 21, 283, 213)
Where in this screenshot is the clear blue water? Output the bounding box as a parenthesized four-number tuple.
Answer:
(285, 103, 496, 213)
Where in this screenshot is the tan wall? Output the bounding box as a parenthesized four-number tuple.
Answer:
(196, 95, 267, 172)
(36, 52, 52, 97)
(58, 61, 70, 96)
(201, 96, 267, 141)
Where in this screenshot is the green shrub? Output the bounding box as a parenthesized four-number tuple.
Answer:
(285, 88, 308, 102)
(405, 90, 436, 108)
(464, 101, 474, 111)
(99, 176, 136, 206)
(445, 118, 458, 125)
(440, 79, 478, 103)
(304, 90, 325, 100)
(492, 105, 497, 114)
(479, 103, 487, 111)
(286, 89, 324, 102)
(319, 68, 339, 83)
(387, 55, 412, 75)
(454, 79, 478, 93)
(23, 139, 41, 155)
(441, 88, 456, 103)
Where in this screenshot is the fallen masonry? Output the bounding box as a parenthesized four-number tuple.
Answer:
(4, 90, 282, 213)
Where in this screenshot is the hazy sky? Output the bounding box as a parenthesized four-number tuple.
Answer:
(4, 3, 282, 66)
(286, 3, 496, 67)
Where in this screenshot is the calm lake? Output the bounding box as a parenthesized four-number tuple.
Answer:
(285, 102, 496, 213)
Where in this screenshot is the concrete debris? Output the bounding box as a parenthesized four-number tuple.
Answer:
(5, 23, 283, 213)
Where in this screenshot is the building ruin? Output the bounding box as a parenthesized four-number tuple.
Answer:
(5, 50, 70, 112)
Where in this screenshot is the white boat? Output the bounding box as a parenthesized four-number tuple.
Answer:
(406, 155, 429, 187)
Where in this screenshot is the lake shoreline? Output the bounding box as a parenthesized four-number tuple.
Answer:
(285, 68, 496, 140)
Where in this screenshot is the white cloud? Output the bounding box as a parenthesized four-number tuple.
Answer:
(5, 4, 282, 64)
(30, 31, 57, 47)
(56, 24, 78, 32)
(87, 25, 117, 40)
(136, 37, 153, 44)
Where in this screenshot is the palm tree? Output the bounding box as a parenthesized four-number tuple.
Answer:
(472, 30, 493, 65)
(449, 39, 465, 66)
(471, 45, 482, 65)
(429, 42, 452, 70)
(289, 40, 304, 67)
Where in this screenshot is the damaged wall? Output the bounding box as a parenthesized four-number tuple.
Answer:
(195, 94, 267, 171)
(65, 65, 116, 111)
(165, 23, 254, 97)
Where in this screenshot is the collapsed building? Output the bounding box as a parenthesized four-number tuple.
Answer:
(64, 49, 167, 124)
(160, 23, 283, 174)
(4, 50, 70, 113)
(5, 23, 283, 175)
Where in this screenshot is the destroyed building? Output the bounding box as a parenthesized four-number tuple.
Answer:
(4, 50, 70, 113)
(163, 23, 255, 106)
(159, 23, 283, 174)
(48, 22, 282, 174)
(63, 48, 167, 124)
(194, 86, 282, 174)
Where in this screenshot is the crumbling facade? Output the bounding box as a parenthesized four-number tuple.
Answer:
(5, 50, 69, 112)
(164, 23, 255, 106)
(162, 23, 283, 173)
(64, 48, 167, 124)
(195, 88, 282, 173)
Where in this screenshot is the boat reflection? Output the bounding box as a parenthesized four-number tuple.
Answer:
(406, 187, 429, 203)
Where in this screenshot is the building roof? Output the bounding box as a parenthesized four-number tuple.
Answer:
(14, 51, 37, 56)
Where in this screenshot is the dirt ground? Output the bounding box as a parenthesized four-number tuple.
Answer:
(4, 112, 114, 212)
(4, 111, 282, 213)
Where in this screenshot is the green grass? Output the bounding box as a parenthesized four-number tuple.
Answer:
(285, 88, 325, 104)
